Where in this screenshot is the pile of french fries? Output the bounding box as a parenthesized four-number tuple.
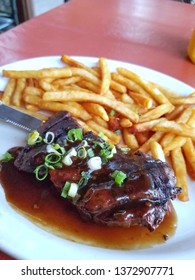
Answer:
(1, 55, 195, 202)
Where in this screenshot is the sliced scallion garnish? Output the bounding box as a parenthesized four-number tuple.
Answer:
(67, 128, 83, 142)
(78, 171, 91, 188)
(34, 164, 48, 181)
(61, 181, 71, 198)
(61, 182, 78, 198)
(109, 109, 116, 116)
(0, 152, 13, 162)
(27, 130, 42, 145)
(87, 148, 95, 158)
(43, 131, 55, 144)
(45, 153, 61, 164)
(98, 132, 108, 141)
(110, 170, 127, 186)
(77, 146, 87, 159)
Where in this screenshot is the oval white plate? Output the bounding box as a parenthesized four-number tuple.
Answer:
(0, 56, 195, 260)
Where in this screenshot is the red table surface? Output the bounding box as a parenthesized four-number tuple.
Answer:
(0, 0, 194, 260)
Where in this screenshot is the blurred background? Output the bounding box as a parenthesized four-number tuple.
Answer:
(0, 0, 194, 33)
(0, 0, 68, 33)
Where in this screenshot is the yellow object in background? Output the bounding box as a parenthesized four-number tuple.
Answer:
(187, 29, 195, 63)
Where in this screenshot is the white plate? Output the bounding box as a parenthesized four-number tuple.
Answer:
(0, 56, 195, 260)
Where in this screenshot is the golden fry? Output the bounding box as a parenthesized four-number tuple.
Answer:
(23, 94, 91, 121)
(139, 104, 174, 123)
(182, 138, 195, 179)
(3, 68, 72, 79)
(132, 118, 166, 133)
(171, 148, 189, 201)
(128, 90, 153, 109)
(12, 78, 26, 106)
(150, 140, 165, 162)
(99, 57, 111, 95)
(87, 120, 121, 144)
(123, 128, 139, 150)
(153, 120, 195, 140)
(1, 78, 16, 105)
(117, 68, 173, 105)
(82, 102, 109, 121)
(43, 90, 139, 123)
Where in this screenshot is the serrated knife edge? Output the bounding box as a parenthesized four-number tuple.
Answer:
(0, 101, 42, 131)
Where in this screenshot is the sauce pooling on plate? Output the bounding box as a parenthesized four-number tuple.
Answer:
(0, 160, 177, 250)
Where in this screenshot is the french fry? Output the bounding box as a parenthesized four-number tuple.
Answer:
(3, 68, 72, 79)
(171, 148, 189, 201)
(163, 136, 187, 156)
(70, 67, 100, 86)
(132, 118, 166, 133)
(12, 78, 26, 106)
(139, 103, 174, 123)
(23, 86, 44, 97)
(111, 72, 153, 101)
(182, 138, 195, 180)
(43, 90, 139, 123)
(117, 68, 173, 105)
(38, 78, 56, 91)
(92, 115, 109, 128)
(123, 128, 139, 150)
(139, 131, 164, 153)
(119, 118, 132, 128)
(82, 102, 109, 121)
(87, 120, 121, 144)
(23, 94, 91, 121)
(168, 94, 195, 105)
(160, 133, 175, 148)
(150, 140, 165, 162)
(153, 120, 195, 140)
(61, 55, 98, 77)
(52, 76, 81, 88)
(128, 90, 153, 109)
(99, 57, 111, 96)
(1, 78, 16, 105)
(120, 93, 134, 104)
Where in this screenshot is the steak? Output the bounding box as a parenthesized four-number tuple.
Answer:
(13, 111, 181, 231)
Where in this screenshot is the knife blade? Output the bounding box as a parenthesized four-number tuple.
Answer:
(0, 101, 42, 132)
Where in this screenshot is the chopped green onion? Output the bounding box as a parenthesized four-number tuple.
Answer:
(62, 155, 73, 166)
(78, 171, 91, 188)
(43, 131, 55, 144)
(80, 140, 89, 147)
(77, 146, 87, 159)
(92, 141, 105, 149)
(46, 144, 65, 155)
(34, 164, 48, 181)
(61, 181, 71, 198)
(115, 129, 121, 135)
(0, 152, 13, 162)
(67, 128, 83, 142)
(110, 170, 127, 186)
(98, 132, 108, 141)
(61, 182, 79, 198)
(68, 183, 79, 198)
(99, 143, 116, 161)
(45, 153, 61, 164)
(87, 156, 102, 171)
(87, 148, 95, 158)
(27, 130, 42, 145)
(120, 147, 130, 153)
(109, 109, 116, 116)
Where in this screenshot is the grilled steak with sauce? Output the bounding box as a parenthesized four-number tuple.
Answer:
(13, 111, 181, 231)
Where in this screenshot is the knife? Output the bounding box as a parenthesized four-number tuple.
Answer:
(0, 101, 42, 132)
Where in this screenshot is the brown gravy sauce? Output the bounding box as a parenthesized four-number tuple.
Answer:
(0, 160, 177, 250)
